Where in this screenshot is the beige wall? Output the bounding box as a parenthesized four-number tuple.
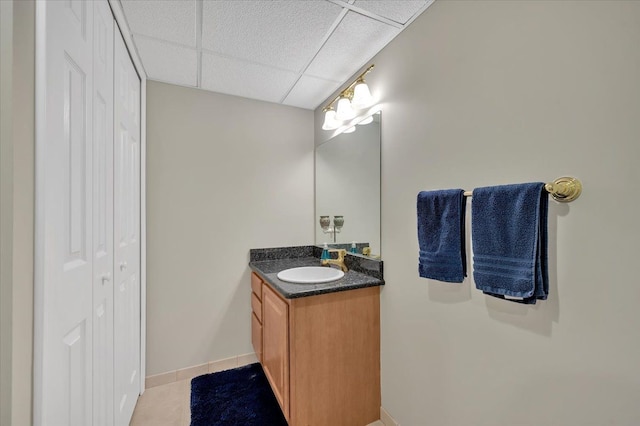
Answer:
(11, 2, 35, 424)
(0, 1, 35, 425)
(146, 81, 314, 375)
(0, 0, 15, 423)
(316, 1, 640, 424)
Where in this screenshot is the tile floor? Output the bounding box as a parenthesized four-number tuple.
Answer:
(130, 379, 191, 426)
(130, 378, 385, 426)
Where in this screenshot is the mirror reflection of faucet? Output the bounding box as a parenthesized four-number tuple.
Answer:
(319, 215, 344, 243)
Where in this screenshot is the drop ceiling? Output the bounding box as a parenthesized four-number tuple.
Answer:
(118, 0, 434, 110)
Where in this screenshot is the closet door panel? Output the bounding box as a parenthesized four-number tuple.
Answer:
(38, 0, 95, 424)
(92, 1, 115, 425)
(38, 3, 142, 426)
(113, 28, 141, 426)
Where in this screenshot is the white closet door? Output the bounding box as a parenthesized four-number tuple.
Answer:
(38, 0, 95, 424)
(92, 1, 115, 426)
(113, 28, 141, 426)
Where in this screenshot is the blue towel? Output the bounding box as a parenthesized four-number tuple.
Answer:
(471, 183, 548, 304)
(417, 189, 467, 283)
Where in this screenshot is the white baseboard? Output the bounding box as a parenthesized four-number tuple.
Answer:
(145, 352, 260, 389)
(381, 406, 399, 426)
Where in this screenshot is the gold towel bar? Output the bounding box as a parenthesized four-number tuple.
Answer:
(463, 176, 582, 203)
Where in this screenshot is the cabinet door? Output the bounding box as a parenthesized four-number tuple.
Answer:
(262, 284, 289, 419)
(251, 312, 262, 363)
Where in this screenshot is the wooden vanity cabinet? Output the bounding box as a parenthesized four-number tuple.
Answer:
(262, 284, 290, 419)
(250, 271, 381, 426)
(250, 272, 263, 362)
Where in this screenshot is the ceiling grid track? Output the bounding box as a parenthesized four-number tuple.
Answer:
(199, 47, 302, 75)
(327, 0, 404, 29)
(128, 33, 192, 51)
(119, 0, 434, 109)
(279, 7, 350, 104)
(196, 0, 203, 88)
(403, 0, 436, 29)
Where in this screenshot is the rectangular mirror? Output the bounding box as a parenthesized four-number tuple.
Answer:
(315, 113, 381, 257)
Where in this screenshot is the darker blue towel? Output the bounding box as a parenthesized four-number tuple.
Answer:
(471, 183, 548, 304)
(417, 189, 467, 283)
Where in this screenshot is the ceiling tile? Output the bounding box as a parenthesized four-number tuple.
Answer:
(201, 0, 343, 72)
(134, 36, 198, 86)
(121, 0, 196, 47)
(354, 1, 428, 25)
(306, 11, 400, 83)
(201, 53, 299, 104)
(283, 75, 342, 110)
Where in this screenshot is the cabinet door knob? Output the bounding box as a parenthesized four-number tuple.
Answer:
(101, 272, 112, 285)
(120, 261, 127, 271)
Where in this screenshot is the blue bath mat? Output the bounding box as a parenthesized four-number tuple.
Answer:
(190, 363, 288, 426)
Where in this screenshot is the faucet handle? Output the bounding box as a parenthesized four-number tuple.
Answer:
(328, 248, 347, 259)
(323, 249, 348, 272)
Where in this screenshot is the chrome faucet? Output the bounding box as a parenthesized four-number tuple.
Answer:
(322, 249, 348, 272)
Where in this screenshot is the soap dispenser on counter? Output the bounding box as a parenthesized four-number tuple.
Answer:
(321, 243, 330, 262)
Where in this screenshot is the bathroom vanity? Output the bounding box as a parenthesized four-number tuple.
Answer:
(249, 246, 383, 426)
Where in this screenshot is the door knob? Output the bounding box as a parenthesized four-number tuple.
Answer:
(120, 261, 127, 271)
(101, 272, 111, 285)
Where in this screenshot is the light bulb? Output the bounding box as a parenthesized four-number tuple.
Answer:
(335, 97, 356, 121)
(343, 126, 356, 134)
(322, 109, 339, 130)
(357, 115, 374, 125)
(351, 81, 373, 109)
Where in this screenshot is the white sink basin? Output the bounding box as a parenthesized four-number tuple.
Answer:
(276, 266, 344, 284)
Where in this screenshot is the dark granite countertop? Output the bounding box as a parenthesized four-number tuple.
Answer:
(249, 246, 384, 299)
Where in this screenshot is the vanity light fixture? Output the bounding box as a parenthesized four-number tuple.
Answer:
(322, 64, 376, 132)
(352, 78, 374, 109)
(335, 96, 356, 121)
(321, 107, 339, 130)
(343, 126, 356, 134)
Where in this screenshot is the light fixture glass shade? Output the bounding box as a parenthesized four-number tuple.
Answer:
(343, 126, 356, 134)
(322, 109, 339, 130)
(357, 115, 374, 125)
(335, 97, 356, 120)
(352, 81, 374, 109)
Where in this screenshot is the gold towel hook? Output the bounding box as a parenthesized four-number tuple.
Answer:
(544, 176, 582, 203)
